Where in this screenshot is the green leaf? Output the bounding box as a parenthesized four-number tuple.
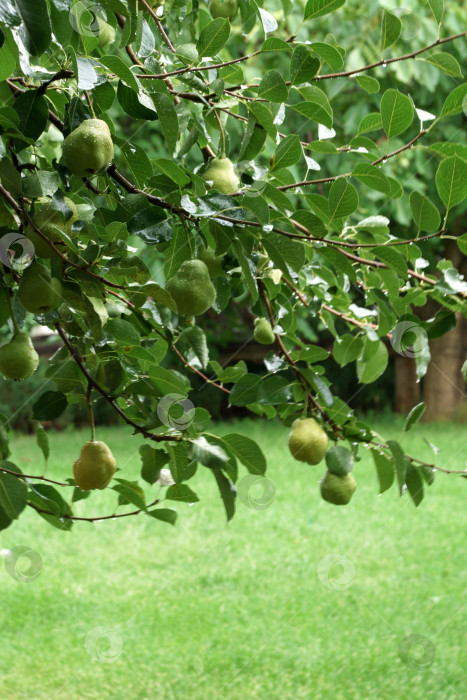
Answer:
(0, 471, 27, 521)
(148, 508, 177, 525)
(221, 434, 266, 475)
(372, 450, 395, 494)
(427, 0, 444, 25)
(403, 402, 426, 433)
(387, 440, 407, 495)
(166, 483, 199, 502)
(326, 446, 353, 476)
(113, 479, 147, 510)
(100, 55, 140, 92)
(439, 83, 467, 119)
(304, 0, 346, 20)
(405, 463, 424, 507)
(309, 42, 344, 71)
(229, 374, 262, 406)
(119, 142, 153, 188)
(329, 178, 359, 221)
(15, 0, 51, 55)
(196, 18, 230, 57)
(191, 436, 229, 468)
(419, 52, 463, 78)
(290, 45, 320, 85)
(211, 468, 236, 521)
(13, 90, 48, 141)
(167, 443, 189, 484)
(180, 326, 209, 369)
(154, 159, 190, 187)
(291, 86, 333, 128)
(381, 10, 401, 51)
(435, 155, 467, 213)
(270, 134, 302, 172)
(148, 366, 189, 396)
(232, 239, 258, 303)
(257, 70, 289, 102)
(409, 191, 441, 232)
(352, 163, 390, 194)
(262, 38, 291, 52)
(357, 112, 382, 135)
(380, 89, 413, 139)
(152, 94, 179, 155)
(35, 422, 49, 463)
(140, 444, 168, 485)
(333, 334, 364, 367)
(106, 319, 140, 346)
(32, 392, 67, 421)
(356, 338, 388, 383)
(355, 76, 380, 94)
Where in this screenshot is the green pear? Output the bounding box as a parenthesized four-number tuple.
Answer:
(209, 0, 238, 20)
(288, 418, 329, 465)
(0, 333, 39, 380)
(320, 471, 357, 505)
(18, 262, 62, 314)
(26, 197, 78, 258)
(73, 440, 117, 490)
(254, 318, 275, 345)
(201, 157, 240, 195)
(197, 244, 224, 277)
(97, 17, 116, 48)
(165, 259, 217, 316)
(62, 119, 114, 177)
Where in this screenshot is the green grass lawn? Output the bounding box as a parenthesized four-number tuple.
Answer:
(1, 416, 467, 700)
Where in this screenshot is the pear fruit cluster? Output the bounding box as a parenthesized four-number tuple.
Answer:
(62, 119, 114, 177)
(0, 333, 39, 380)
(201, 157, 240, 195)
(288, 418, 328, 465)
(320, 471, 357, 506)
(18, 262, 62, 314)
(254, 318, 275, 345)
(26, 198, 78, 258)
(209, 0, 238, 20)
(165, 259, 216, 316)
(73, 440, 117, 490)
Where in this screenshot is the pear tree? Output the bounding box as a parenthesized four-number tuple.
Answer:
(0, 0, 466, 531)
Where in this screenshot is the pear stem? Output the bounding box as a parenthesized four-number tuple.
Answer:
(86, 381, 96, 442)
(84, 91, 96, 118)
(6, 292, 20, 335)
(213, 110, 226, 158)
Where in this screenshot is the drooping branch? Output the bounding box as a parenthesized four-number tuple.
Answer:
(55, 324, 184, 443)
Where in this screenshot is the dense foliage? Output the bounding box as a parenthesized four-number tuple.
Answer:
(0, 0, 466, 530)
